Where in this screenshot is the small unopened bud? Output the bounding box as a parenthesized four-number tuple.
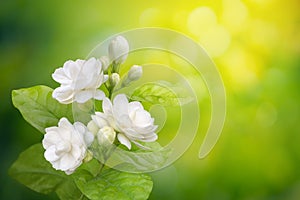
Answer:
(128, 65, 143, 81)
(83, 150, 93, 163)
(110, 73, 120, 87)
(97, 126, 116, 145)
(108, 36, 129, 65)
(121, 65, 143, 87)
(99, 56, 110, 72)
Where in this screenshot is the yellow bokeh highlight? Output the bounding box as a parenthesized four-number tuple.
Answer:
(139, 8, 166, 27)
(221, 46, 263, 89)
(221, 0, 248, 33)
(172, 10, 189, 30)
(185, 6, 232, 57)
(198, 25, 231, 57)
(135, 0, 299, 90)
(248, 19, 279, 55)
(187, 7, 217, 36)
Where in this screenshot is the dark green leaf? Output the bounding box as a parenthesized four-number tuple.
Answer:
(9, 144, 85, 199)
(76, 158, 101, 178)
(56, 180, 87, 200)
(73, 168, 153, 200)
(12, 85, 73, 133)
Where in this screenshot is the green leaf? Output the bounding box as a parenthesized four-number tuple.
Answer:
(94, 100, 103, 112)
(76, 158, 101, 178)
(73, 168, 153, 200)
(110, 142, 172, 172)
(12, 85, 73, 133)
(9, 144, 85, 199)
(130, 82, 187, 106)
(56, 180, 87, 200)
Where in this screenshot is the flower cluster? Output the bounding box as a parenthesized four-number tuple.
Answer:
(42, 36, 158, 174)
(88, 94, 158, 150)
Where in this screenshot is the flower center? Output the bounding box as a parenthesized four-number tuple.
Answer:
(55, 141, 72, 155)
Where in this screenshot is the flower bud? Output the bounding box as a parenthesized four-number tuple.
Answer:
(128, 65, 143, 81)
(99, 56, 110, 72)
(97, 126, 116, 145)
(108, 36, 129, 65)
(121, 65, 143, 87)
(110, 73, 120, 87)
(83, 150, 93, 163)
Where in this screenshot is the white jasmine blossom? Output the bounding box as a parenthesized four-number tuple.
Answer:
(88, 94, 158, 150)
(52, 57, 108, 104)
(42, 118, 94, 175)
(108, 36, 129, 65)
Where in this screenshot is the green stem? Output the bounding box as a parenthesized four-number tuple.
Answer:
(97, 144, 117, 176)
(108, 87, 113, 99)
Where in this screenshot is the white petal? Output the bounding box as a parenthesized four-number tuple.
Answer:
(65, 169, 75, 175)
(116, 114, 131, 130)
(135, 124, 158, 135)
(82, 57, 100, 76)
(45, 126, 58, 133)
(51, 160, 61, 170)
(94, 90, 105, 100)
(87, 121, 99, 134)
(113, 94, 129, 119)
(74, 76, 89, 90)
(84, 131, 94, 146)
(139, 133, 158, 142)
(74, 59, 85, 66)
(70, 145, 83, 160)
(42, 131, 60, 148)
(75, 90, 93, 103)
(58, 118, 72, 129)
(133, 110, 152, 125)
(52, 86, 74, 104)
(52, 68, 70, 85)
(63, 60, 80, 79)
(121, 127, 140, 138)
(70, 132, 84, 147)
(59, 154, 77, 171)
(103, 97, 113, 115)
(57, 118, 73, 140)
(44, 145, 60, 162)
(128, 101, 143, 113)
(117, 133, 131, 150)
(74, 122, 86, 134)
(92, 113, 108, 127)
(55, 141, 71, 156)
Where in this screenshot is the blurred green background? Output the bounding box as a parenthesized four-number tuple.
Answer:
(1, 0, 300, 199)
